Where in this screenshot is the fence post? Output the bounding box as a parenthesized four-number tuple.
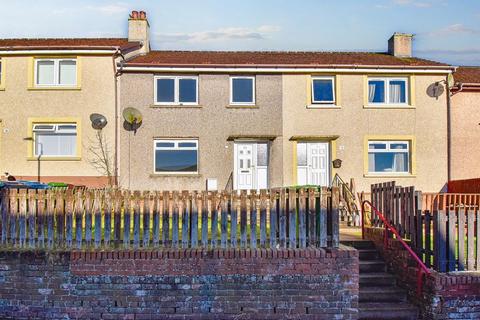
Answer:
(250, 190, 257, 249)
(74, 190, 83, 249)
(28, 190, 37, 248)
(298, 188, 307, 249)
(330, 187, 340, 248)
(434, 210, 447, 272)
(65, 190, 73, 248)
(18, 189, 27, 248)
(288, 188, 297, 249)
(269, 190, 278, 249)
(259, 190, 267, 248)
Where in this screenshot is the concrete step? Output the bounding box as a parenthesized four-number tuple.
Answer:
(359, 302, 418, 320)
(360, 273, 397, 287)
(341, 240, 375, 250)
(359, 287, 408, 303)
(360, 260, 386, 273)
(358, 249, 380, 260)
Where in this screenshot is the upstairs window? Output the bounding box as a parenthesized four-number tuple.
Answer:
(230, 76, 255, 105)
(368, 78, 408, 105)
(35, 59, 77, 87)
(154, 76, 198, 105)
(33, 123, 77, 157)
(368, 141, 410, 174)
(154, 139, 198, 173)
(311, 77, 335, 104)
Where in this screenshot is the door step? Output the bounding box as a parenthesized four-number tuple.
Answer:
(342, 240, 419, 320)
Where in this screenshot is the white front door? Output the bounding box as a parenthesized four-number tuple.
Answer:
(297, 142, 330, 186)
(234, 142, 269, 190)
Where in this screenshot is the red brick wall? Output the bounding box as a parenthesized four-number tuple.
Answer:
(0, 248, 359, 319)
(365, 227, 480, 320)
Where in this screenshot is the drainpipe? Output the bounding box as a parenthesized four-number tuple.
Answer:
(112, 48, 125, 187)
(446, 75, 453, 184)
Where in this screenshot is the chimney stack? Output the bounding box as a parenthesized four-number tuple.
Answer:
(128, 10, 150, 54)
(388, 33, 413, 58)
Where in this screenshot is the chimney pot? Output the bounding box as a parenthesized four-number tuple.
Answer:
(130, 11, 138, 19)
(140, 11, 146, 19)
(388, 33, 413, 58)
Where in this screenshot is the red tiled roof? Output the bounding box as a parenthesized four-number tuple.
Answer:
(125, 50, 450, 68)
(0, 38, 141, 52)
(454, 67, 480, 84)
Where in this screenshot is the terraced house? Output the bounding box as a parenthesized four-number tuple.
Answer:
(119, 13, 455, 192)
(0, 11, 462, 192)
(0, 15, 147, 187)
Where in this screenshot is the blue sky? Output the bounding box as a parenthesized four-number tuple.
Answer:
(1, 0, 479, 65)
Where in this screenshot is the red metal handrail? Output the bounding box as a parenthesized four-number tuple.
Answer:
(361, 200, 431, 295)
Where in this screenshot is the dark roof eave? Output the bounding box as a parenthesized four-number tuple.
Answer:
(0, 43, 142, 53)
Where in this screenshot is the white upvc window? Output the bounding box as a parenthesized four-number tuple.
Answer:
(368, 141, 410, 174)
(230, 76, 255, 105)
(311, 76, 335, 104)
(368, 77, 408, 105)
(33, 123, 77, 157)
(154, 76, 198, 105)
(153, 139, 198, 174)
(35, 58, 77, 87)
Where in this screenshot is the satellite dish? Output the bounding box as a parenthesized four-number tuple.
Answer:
(89, 113, 108, 130)
(122, 107, 143, 133)
(447, 73, 455, 88)
(427, 82, 445, 99)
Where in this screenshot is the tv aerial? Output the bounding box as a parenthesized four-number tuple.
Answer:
(122, 107, 143, 134)
(89, 113, 108, 130)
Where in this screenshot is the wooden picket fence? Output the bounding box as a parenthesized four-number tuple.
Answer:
(0, 187, 340, 250)
(365, 182, 480, 272)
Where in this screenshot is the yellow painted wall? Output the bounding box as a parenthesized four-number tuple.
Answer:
(282, 73, 448, 192)
(0, 55, 117, 179)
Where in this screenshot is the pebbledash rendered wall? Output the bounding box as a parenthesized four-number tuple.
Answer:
(0, 247, 358, 319)
(365, 227, 480, 320)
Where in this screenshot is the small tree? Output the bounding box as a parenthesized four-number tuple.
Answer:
(87, 130, 114, 186)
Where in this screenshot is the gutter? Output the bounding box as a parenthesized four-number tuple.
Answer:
(120, 65, 455, 74)
(0, 49, 119, 55)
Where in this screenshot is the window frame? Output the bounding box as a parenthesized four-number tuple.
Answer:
(311, 76, 336, 104)
(34, 58, 78, 87)
(367, 140, 410, 174)
(32, 123, 78, 157)
(230, 76, 256, 105)
(367, 77, 409, 105)
(153, 138, 199, 174)
(153, 75, 199, 106)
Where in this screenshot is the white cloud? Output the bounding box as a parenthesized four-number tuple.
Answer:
(85, 3, 129, 15)
(428, 24, 480, 36)
(155, 25, 281, 43)
(52, 2, 129, 16)
(392, 0, 433, 7)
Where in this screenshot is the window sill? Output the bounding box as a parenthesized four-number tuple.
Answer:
(27, 156, 81, 161)
(0, 87, 5, 91)
(149, 173, 201, 178)
(306, 104, 342, 109)
(363, 105, 415, 109)
(226, 105, 258, 109)
(364, 173, 416, 178)
(28, 87, 81, 91)
(150, 104, 203, 109)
